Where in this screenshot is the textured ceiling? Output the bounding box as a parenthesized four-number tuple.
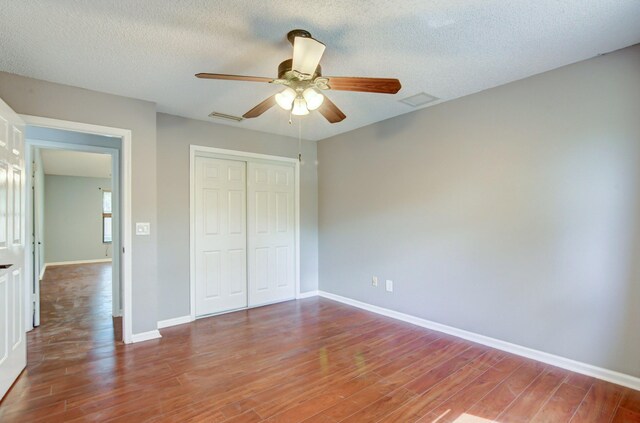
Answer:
(40, 149, 112, 179)
(1, 1, 639, 141)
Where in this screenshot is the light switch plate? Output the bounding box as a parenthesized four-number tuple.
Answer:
(385, 280, 393, 292)
(136, 222, 150, 236)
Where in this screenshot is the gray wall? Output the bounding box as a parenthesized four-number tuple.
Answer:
(44, 175, 112, 263)
(156, 113, 318, 321)
(0, 72, 158, 334)
(318, 45, 640, 376)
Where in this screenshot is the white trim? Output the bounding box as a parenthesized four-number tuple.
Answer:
(157, 315, 193, 329)
(21, 114, 134, 344)
(131, 330, 162, 343)
(110, 147, 121, 319)
(45, 258, 112, 267)
(39, 264, 46, 281)
(26, 139, 120, 321)
(189, 145, 301, 320)
(25, 144, 35, 331)
(189, 147, 195, 321)
(297, 290, 319, 299)
(317, 291, 640, 391)
(294, 161, 301, 299)
(190, 145, 299, 164)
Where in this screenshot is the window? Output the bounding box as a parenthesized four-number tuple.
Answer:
(102, 190, 112, 243)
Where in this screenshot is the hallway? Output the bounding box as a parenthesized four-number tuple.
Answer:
(30, 263, 120, 371)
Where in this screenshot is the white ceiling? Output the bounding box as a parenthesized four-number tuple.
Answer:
(40, 149, 112, 179)
(1, 1, 639, 141)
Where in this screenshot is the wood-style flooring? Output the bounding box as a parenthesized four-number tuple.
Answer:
(0, 262, 639, 422)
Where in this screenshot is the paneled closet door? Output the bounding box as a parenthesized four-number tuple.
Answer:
(194, 157, 247, 316)
(247, 162, 295, 306)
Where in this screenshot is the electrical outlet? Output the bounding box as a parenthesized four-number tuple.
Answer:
(372, 276, 378, 287)
(385, 280, 393, 292)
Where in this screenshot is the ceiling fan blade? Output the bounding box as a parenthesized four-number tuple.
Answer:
(243, 95, 277, 119)
(292, 37, 326, 77)
(318, 95, 346, 124)
(326, 77, 401, 94)
(195, 73, 274, 83)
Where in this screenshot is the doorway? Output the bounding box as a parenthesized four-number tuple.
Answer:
(21, 115, 133, 344)
(29, 145, 119, 339)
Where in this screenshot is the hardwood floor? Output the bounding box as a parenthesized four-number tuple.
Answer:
(1, 263, 639, 422)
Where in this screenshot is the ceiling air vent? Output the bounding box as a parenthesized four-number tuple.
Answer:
(399, 92, 438, 108)
(208, 112, 244, 122)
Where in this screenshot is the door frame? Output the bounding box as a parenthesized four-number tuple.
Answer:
(189, 145, 301, 321)
(20, 115, 134, 344)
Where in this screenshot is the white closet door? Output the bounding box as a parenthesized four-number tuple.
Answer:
(0, 96, 26, 400)
(194, 157, 247, 316)
(247, 162, 295, 306)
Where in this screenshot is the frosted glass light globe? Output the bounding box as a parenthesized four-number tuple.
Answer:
(275, 87, 296, 110)
(303, 88, 324, 110)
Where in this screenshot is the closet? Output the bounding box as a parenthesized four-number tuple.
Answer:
(192, 150, 297, 317)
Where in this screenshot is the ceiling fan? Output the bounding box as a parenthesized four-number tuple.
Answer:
(196, 29, 402, 123)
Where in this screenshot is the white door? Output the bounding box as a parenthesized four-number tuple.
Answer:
(194, 157, 247, 316)
(247, 162, 295, 306)
(0, 97, 26, 399)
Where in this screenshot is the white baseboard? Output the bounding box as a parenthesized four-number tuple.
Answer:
(297, 290, 319, 299)
(45, 258, 112, 267)
(317, 291, 640, 391)
(157, 315, 192, 329)
(39, 265, 46, 280)
(131, 329, 162, 343)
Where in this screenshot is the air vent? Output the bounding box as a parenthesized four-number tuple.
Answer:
(399, 92, 438, 108)
(208, 112, 244, 122)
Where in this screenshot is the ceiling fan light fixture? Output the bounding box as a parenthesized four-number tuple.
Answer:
(196, 29, 401, 124)
(303, 88, 324, 110)
(275, 87, 296, 110)
(291, 97, 309, 116)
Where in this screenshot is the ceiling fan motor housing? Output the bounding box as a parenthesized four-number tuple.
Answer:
(278, 59, 322, 80)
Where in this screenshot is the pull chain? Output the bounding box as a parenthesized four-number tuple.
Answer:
(288, 111, 302, 162)
(298, 117, 302, 162)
